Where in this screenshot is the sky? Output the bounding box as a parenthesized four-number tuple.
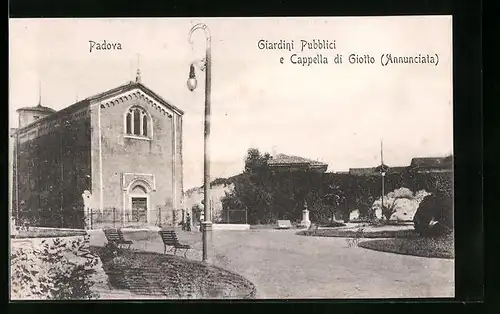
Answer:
(9, 17, 453, 189)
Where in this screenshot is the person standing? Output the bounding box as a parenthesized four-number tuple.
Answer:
(186, 213, 192, 232)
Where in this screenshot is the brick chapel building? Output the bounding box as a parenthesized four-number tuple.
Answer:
(11, 72, 184, 228)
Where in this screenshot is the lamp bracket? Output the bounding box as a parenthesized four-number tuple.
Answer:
(191, 59, 207, 72)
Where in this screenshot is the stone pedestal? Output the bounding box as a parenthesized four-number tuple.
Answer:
(300, 209, 311, 228)
(201, 221, 213, 263)
(82, 190, 93, 230)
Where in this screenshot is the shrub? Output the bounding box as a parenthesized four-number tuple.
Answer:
(319, 221, 346, 228)
(413, 193, 453, 237)
(97, 242, 122, 262)
(10, 235, 100, 300)
(349, 217, 370, 223)
(372, 188, 429, 221)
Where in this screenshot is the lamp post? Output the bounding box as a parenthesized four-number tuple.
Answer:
(379, 140, 388, 219)
(187, 23, 213, 263)
(381, 170, 386, 214)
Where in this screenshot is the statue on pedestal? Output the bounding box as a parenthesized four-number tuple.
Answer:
(300, 200, 311, 229)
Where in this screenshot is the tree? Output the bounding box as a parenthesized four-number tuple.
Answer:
(191, 204, 202, 223)
(323, 184, 346, 221)
(221, 172, 274, 224)
(413, 172, 453, 236)
(244, 148, 271, 173)
(348, 176, 378, 218)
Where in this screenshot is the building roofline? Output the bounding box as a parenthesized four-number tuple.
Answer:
(267, 153, 328, 167)
(136, 82, 184, 115)
(86, 81, 184, 115)
(13, 80, 184, 135)
(13, 99, 91, 135)
(16, 105, 56, 113)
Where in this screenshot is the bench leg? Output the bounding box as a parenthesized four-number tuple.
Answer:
(164, 245, 167, 254)
(174, 248, 177, 256)
(128, 243, 131, 250)
(184, 249, 188, 258)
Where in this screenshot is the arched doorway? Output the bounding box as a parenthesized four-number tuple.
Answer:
(128, 184, 150, 224)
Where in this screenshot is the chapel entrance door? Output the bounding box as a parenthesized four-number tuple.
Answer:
(131, 197, 148, 223)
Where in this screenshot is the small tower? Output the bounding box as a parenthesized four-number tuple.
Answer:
(16, 83, 55, 128)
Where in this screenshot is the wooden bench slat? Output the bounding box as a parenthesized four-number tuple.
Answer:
(158, 230, 191, 257)
(104, 229, 133, 248)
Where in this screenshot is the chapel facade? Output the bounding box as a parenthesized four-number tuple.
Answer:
(11, 75, 184, 229)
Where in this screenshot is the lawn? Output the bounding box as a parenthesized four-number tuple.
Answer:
(358, 234, 454, 259)
(209, 229, 454, 298)
(89, 245, 256, 299)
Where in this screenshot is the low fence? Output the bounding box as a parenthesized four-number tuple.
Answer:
(221, 209, 248, 225)
(86, 207, 179, 230)
(14, 207, 245, 230)
(13, 207, 186, 231)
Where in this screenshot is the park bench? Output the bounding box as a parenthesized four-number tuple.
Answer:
(158, 229, 192, 258)
(103, 228, 133, 249)
(277, 220, 292, 229)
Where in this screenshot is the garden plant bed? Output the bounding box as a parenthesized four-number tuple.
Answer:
(89, 246, 256, 299)
(296, 227, 417, 238)
(319, 221, 346, 228)
(357, 234, 454, 259)
(250, 224, 299, 230)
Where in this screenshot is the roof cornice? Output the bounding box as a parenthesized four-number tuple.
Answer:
(89, 81, 184, 116)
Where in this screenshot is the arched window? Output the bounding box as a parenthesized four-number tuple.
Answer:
(125, 106, 151, 138)
(126, 112, 132, 134)
(142, 115, 148, 136)
(133, 109, 141, 135)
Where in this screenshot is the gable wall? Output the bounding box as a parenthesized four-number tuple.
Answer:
(91, 89, 183, 225)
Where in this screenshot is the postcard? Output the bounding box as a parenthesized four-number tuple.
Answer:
(9, 16, 453, 300)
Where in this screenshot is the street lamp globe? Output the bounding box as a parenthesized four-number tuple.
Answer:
(187, 77, 197, 91)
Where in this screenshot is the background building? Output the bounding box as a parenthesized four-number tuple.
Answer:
(11, 75, 184, 228)
(408, 156, 453, 173)
(267, 153, 328, 172)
